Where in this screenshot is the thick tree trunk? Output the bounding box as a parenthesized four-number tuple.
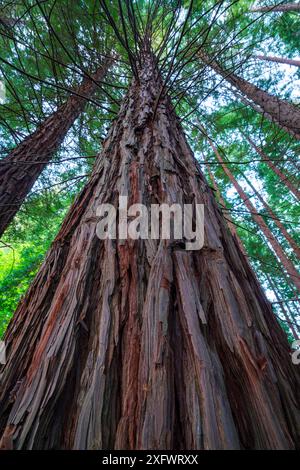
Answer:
(254, 54, 300, 67)
(205, 135, 300, 293)
(0, 52, 299, 450)
(251, 3, 300, 13)
(242, 173, 300, 261)
(245, 135, 300, 200)
(200, 53, 300, 140)
(0, 59, 111, 237)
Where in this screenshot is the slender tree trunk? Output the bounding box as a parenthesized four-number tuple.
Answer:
(0, 52, 299, 450)
(206, 159, 247, 257)
(285, 300, 300, 335)
(245, 135, 300, 200)
(0, 58, 112, 237)
(242, 173, 300, 260)
(254, 55, 300, 67)
(276, 276, 300, 333)
(204, 155, 289, 326)
(265, 273, 299, 340)
(205, 135, 300, 293)
(200, 52, 300, 140)
(251, 3, 300, 13)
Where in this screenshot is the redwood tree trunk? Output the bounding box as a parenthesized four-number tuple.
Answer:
(245, 135, 300, 200)
(265, 274, 299, 340)
(200, 53, 300, 140)
(251, 3, 300, 13)
(206, 160, 247, 257)
(0, 52, 299, 450)
(206, 136, 300, 293)
(254, 55, 300, 68)
(0, 59, 111, 237)
(242, 173, 300, 261)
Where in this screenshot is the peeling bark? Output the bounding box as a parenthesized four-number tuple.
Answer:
(0, 59, 111, 237)
(0, 52, 299, 450)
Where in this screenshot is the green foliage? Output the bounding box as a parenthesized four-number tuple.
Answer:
(0, 187, 79, 338)
(0, 0, 299, 341)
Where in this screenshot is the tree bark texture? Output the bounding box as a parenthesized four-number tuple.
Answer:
(0, 53, 299, 450)
(201, 53, 300, 140)
(0, 59, 111, 237)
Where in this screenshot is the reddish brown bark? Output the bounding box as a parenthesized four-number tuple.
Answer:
(0, 59, 111, 237)
(0, 53, 299, 450)
(254, 55, 300, 68)
(245, 135, 300, 200)
(251, 3, 300, 13)
(205, 136, 300, 293)
(200, 53, 300, 140)
(242, 173, 300, 261)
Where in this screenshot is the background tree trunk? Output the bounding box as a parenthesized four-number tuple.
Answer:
(200, 53, 300, 140)
(206, 159, 248, 257)
(245, 135, 300, 200)
(265, 273, 299, 340)
(254, 55, 300, 67)
(251, 3, 300, 13)
(205, 135, 300, 293)
(0, 59, 111, 237)
(0, 52, 299, 450)
(242, 172, 300, 260)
